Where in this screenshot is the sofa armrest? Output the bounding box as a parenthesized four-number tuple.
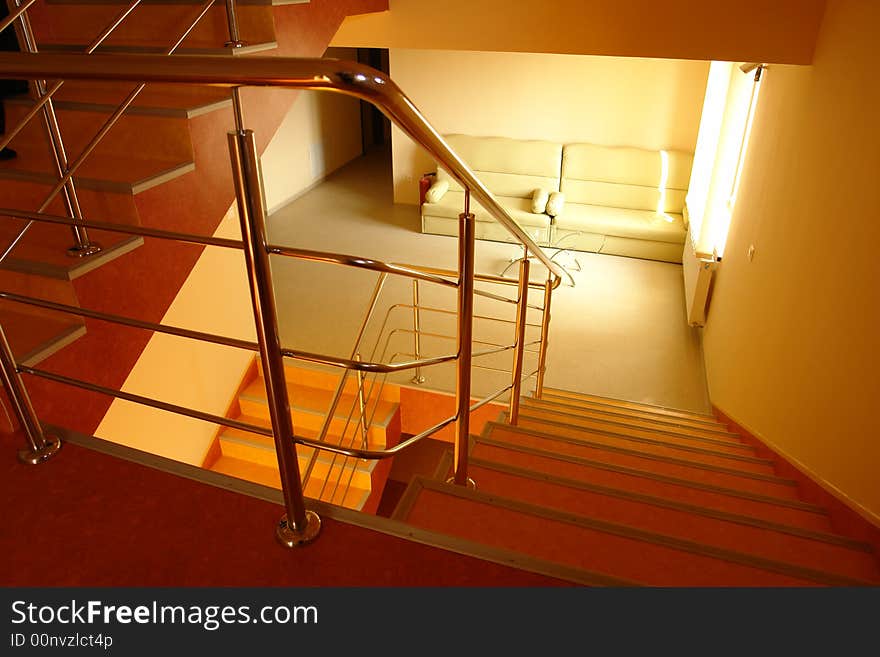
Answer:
(419, 172, 436, 206)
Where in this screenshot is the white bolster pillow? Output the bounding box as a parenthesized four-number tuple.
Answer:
(425, 180, 449, 203)
(531, 188, 550, 214)
(546, 191, 565, 217)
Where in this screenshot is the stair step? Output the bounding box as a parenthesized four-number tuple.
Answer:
(0, 305, 85, 366)
(398, 477, 870, 586)
(0, 221, 143, 280)
(6, 82, 232, 119)
(466, 459, 878, 581)
(239, 377, 398, 440)
(34, 4, 276, 51)
(3, 99, 194, 165)
(0, 147, 195, 195)
(256, 359, 400, 403)
(542, 388, 717, 423)
(470, 439, 831, 531)
(217, 418, 377, 489)
(38, 41, 278, 57)
(485, 423, 798, 498)
(522, 396, 738, 440)
(516, 405, 749, 454)
(209, 455, 369, 509)
(510, 415, 775, 475)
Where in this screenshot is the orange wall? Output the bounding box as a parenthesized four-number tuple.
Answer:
(702, 0, 880, 522)
(332, 0, 826, 64)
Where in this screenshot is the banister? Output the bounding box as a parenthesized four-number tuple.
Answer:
(0, 52, 567, 282)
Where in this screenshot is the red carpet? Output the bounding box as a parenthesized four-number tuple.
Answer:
(0, 431, 571, 587)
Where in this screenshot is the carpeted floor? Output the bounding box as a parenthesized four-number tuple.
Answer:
(268, 146, 711, 413)
(0, 430, 572, 587)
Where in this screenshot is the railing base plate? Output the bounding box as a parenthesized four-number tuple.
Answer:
(446, 476, 477, 490)
(17, 435, 62, 465)
(276, 511, 321, 548)
(66, 243, 103, 259)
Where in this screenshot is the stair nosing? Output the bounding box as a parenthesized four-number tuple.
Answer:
(219, 430, 378, 470)
(514, 409, 759, 461)
(416, 477, 874, 586)
(17, 321, 87, 367)
(0, 161, 195, 194)
(468, 456, 870, 552)
(473, 433, 826, 515)
(239, 387, 397, 428)
(522, 396, 741, 440)
(0, 235, 144, 280)
(542, 387, 717, 420)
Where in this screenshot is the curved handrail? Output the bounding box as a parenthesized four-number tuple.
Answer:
(0, 52, 567, 283)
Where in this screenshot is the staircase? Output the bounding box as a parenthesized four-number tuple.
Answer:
(0, 0, 387, 437)
(393, 387, 880, 586)
(204, 358, 400, 513)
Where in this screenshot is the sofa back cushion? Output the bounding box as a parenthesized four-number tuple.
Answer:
(436, 134, 562, 199)
(561, 143, 693, 213)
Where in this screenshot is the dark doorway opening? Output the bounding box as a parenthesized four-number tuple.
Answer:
(356, 48, 391, 153)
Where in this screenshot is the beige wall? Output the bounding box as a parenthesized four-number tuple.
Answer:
(261, 47, 363, 213)
(703, 0, 880, 521)
(332, 0, 826, 65)
(389, 49, 709, 204)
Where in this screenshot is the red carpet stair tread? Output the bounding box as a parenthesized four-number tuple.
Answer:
(394, 389, 880, 586)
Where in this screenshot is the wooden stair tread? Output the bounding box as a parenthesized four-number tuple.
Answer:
(0, 149, 195, 193)
(522, 396, 739, 440)
(241, 378, 399, 426)
(6, 82, 232, 118)
(465, 460, 878, 581)
(542, 388, 717, 422)
(509, 415, 776, 476)
(484, 424, 798, 498)
(0, 222, 143, 279)
(0, 305, 85, 365)
(208, 455, 368, 509)
(470, 438, 832, 532)
(514, 408, 752, 455)
(38, 42, 279, 56)
(399, 478, 873, 586)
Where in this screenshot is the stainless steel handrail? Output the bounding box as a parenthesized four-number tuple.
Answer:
(0, 52, 567, 283)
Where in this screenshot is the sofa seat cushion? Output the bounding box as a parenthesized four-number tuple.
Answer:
(555, 203, 686, 244)
(423, 190, 551, 229)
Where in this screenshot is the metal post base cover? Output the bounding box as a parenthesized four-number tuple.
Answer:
(276, 510, 321, 548)
(66, 242, 102, 258)
(224, 40, 247, 48)
(446, 476, 476, 490)
(17, 434, 62, 465)
(410, 374, 425, 385)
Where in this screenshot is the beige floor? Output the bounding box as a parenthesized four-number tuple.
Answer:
(267, 148, 711, 413)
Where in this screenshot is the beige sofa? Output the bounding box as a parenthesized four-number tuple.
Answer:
(419, 134, 693, 264)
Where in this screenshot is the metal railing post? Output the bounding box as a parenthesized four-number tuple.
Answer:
(0, 325, 61, 464)
(410, 279, 425, 384)
(535, 273, 553, 398)
(223, 0, 246, 49)
(10, 0, 100, 258)
(508, 255, 530, 424)
(227, 128, 320, 547)
(450, 189, 475, 488)
(353, 353, 369, 449)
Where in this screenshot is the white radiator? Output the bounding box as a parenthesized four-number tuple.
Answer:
(682, 236, 717, 327)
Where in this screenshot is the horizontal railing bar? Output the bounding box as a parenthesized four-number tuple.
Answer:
(472, 343, 516, 358)
(397, 303, 542, 328)
(473, 364, 514, 374)
(0, 207, 246, 250)
(387, 327, 512, 350)
(281, 348, 456, 374)
(267, 244, 459, 288)
(401, 263, 552, 291)
(295, 414, 457, 460)
(470, 383, 513, 412)
(19, 365, 274, 437)
(0, 51, 567, 282)
(0, 291, 260, 352)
